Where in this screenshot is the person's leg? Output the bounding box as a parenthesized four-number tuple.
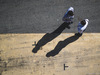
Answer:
(75, 33, 82, 36)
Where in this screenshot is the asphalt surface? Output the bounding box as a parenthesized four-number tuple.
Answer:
(0, 0, 100, 33)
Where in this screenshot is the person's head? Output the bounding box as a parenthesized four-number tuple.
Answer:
(81, 20, 86, 26)
(68, 11, 74, 16)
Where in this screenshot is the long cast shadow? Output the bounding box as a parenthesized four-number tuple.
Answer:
(32, 22, 71, 53)
(46, 34, 80, 57)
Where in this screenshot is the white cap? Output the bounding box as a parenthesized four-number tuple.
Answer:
(85, 19, 89, 22)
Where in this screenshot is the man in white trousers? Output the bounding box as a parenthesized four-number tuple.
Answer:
(75, 19, 89, 36)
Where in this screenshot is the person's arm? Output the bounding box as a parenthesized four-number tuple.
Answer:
(69, 16, 74, 19)
(81, 21, 88, 31)
(78, 22, 83, 33)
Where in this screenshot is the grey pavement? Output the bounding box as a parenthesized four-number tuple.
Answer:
(0, 0, 100, 33)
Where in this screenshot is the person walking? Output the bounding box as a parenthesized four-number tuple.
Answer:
(75, 19, 89, 36)
(62, 7, 74, 24)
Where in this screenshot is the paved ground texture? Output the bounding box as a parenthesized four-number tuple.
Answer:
(0, 0, 100, 75)
(0, 33, 100, 75)
(0, 0, 100, 33)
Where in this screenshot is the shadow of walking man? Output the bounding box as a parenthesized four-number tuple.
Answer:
(46, 34, 80, 57)
(32, 22, 71, 53)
